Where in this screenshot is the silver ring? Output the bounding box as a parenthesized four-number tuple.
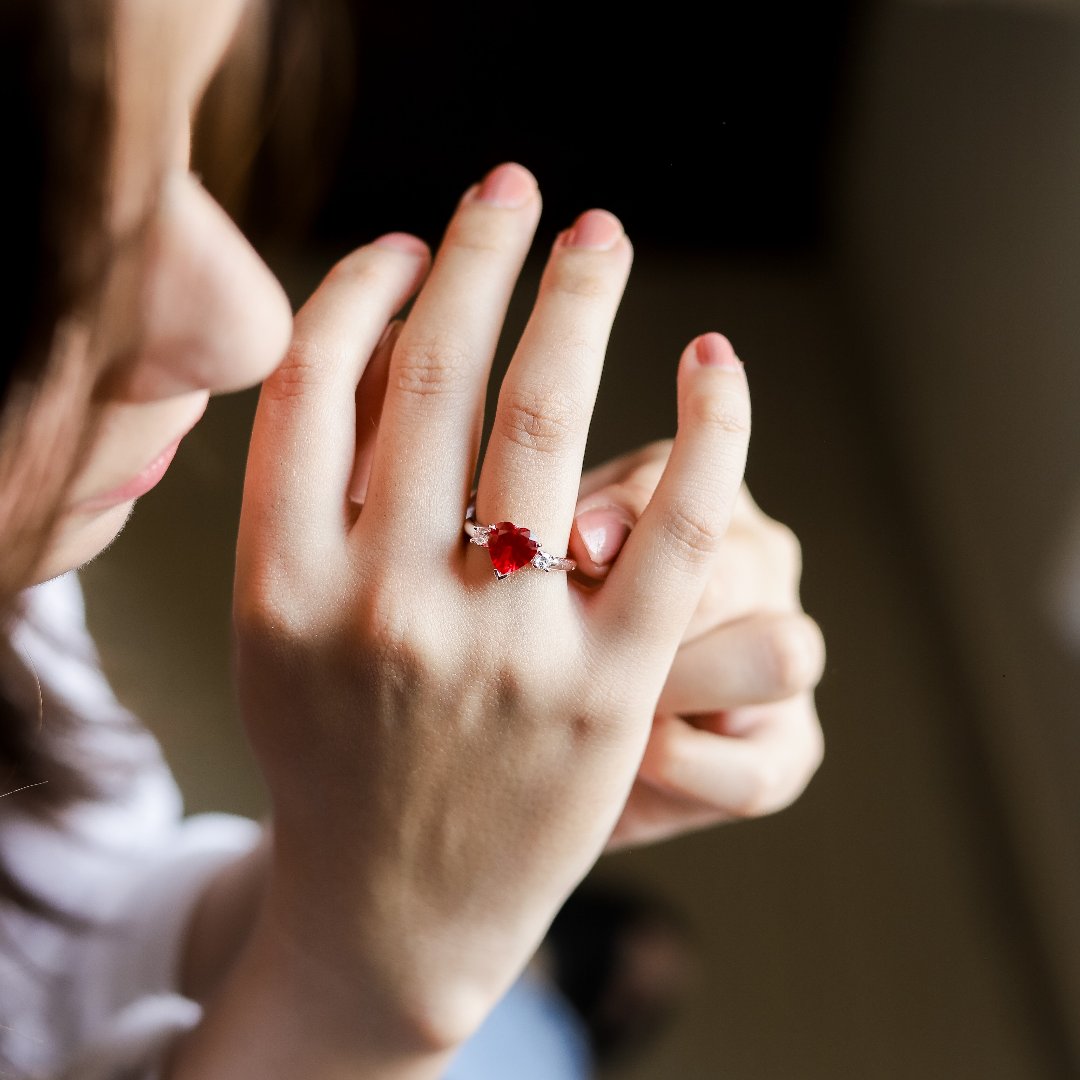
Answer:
(464, 501, 576, 579)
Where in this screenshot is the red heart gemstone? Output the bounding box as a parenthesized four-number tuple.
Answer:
(487, 521, 539, 577)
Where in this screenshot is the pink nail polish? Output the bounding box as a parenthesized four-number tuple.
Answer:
(693, 333, 743, 370)
(476, 163, 536, 208)
(372, 232, 428, 256)
(564, 209, 623, 250)
(576, 508, 633, 566)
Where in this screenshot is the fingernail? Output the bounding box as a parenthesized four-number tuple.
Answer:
(476, 163, 536, 208)
(372, 232, 428, 256)
(563, 209, 623, 251)
(576, 507, 633, 566)
(693, 332, 743, 370)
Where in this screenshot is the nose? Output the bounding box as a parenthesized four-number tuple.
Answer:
(120, 171, 293, 401)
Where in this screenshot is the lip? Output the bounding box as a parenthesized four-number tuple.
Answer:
(73, 399, 208, 514)
(78, 438, 185, 512)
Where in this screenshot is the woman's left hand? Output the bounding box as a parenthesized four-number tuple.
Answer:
(567, 443, 825, 847)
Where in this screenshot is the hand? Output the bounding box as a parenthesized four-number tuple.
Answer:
(567, 446, 825, 847)
(230, 164, 752, 1056)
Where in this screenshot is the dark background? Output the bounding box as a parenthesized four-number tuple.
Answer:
(310, 2, 857, 253)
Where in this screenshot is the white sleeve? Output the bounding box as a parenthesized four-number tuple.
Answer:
(0, 806, 262, 1080)
(54, 996, 202, 1080)
(53, 813, 262, 1080)
(0, 574, 261, 1079)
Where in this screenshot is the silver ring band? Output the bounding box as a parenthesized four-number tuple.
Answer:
(464, 501, 576, 579)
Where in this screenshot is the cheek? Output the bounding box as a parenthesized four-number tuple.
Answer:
(123, 173, 293, 400)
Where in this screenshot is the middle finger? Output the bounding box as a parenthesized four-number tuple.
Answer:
(364, 163, 542, 551)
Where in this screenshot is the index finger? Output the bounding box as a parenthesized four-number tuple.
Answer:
(593, 333, 750, 666)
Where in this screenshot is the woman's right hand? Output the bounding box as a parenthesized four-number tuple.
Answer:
(226, 164, 750, 1066)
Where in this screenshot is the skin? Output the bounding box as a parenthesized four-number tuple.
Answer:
(16, 0, 825, 1073)
(35, 0, 292, 583)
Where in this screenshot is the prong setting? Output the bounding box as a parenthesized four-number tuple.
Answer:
(463, 503, 576, 579)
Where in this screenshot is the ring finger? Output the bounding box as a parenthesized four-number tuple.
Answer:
(474, 209, 633, 564)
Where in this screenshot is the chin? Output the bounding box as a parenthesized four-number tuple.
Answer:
(30, 499, 136, 586)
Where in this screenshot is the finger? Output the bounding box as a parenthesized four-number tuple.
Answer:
(639, 695, 824, 820)
(656, 612, 825, 714)
(607, 783, 727, 849)
(686, 532, 799, 638)
(569, 506, 636, 580)
(575, 491, 800, 633)
(242, 235, 429, 554)
(473, 209, 633, 565)
(571, 472, 771, 598)
(569, 450, 668, 578)
(732, 482, 760, 522)
(364, 163, 542, 551)
(348, 319, 403, 507)
(596, 333, 750, 664)
(576, 439, 672, 501)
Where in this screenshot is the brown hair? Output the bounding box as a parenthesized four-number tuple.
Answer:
(0, 0, 115, 605)
(0, 0, 124, 926)
(0, 0, 351, 932)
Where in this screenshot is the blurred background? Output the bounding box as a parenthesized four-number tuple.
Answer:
(78, 0, 1080, 1076)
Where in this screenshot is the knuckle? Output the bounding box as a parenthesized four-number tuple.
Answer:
(263, 338, 335, 403)
(767, 618, 825, 697)
(728, 712, 825, 821)
(804, 618, 827, 684)
(234, 567, 322, 659)
(392, 334, 472, 401)
(766, 520, 803, 575)
(729, 760, 783, 820)
(685, 385, 751, 438)
(491, 661, 551, 721)
(355, 583, 444, 682)
(646, 720, 692, 793)
(661, 498, 726, 566)
(806, 720, 826, 777)
(548, 256, 614, 300)
(764, 731, 824, 817)
(496, 384, 582, 456)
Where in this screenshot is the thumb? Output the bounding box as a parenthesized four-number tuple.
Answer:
(569, 499, 638, 580)
(571, 445, 668, 579)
